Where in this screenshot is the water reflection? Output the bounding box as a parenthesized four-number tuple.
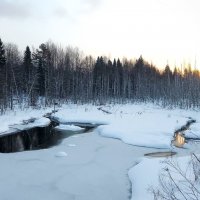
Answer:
(171, 132, 185, 148)
(0, 124, 85, 153)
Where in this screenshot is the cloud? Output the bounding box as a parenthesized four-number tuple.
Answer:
(0, 0, 30, 19)
(80, 0, 103, 13)
(53, 7, 68, 18)
(83, 0, 102, 8)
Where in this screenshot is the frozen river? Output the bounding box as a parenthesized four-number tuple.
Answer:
(1, 127, 200, 200)
(0, 130, 140, 200)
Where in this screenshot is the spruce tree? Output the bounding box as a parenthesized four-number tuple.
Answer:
(23, 46, 38, 106)
(0, 39, 6, 66)
(0, 38, 6, 111)
(37, 58, 45, 96)
(23, 46, 32, 93)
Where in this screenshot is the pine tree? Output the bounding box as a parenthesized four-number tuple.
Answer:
(23, 46, 32, 93)
(23, 46, 38, 106)
(0, 38, 6, 112)
(33, 44, 49, 98)
(0, 39, 6, 67)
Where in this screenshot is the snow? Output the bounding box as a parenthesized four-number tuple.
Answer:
(0, 132, 140, 200)
(47, 104, 200, 200)
(129, 157, 162, 200)
(67, 144, 77, 147)
(1, 103, 200, 200)
(55, 151, 68, 157)
(55, 124, 84, 131)
(185, 122, 200, 139)
(10, 117, 51, 131)
(52, 105, 110, 125)
(0, 107, 53, 135)
(53, 104, 192, 149)
(129, 155, 199, 200)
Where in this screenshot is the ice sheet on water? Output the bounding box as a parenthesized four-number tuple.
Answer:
(55, 124, 84, 131)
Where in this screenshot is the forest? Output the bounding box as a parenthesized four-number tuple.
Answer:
(0, 38, 200, 113)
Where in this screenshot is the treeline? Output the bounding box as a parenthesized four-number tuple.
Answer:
(0, 38, 200, 113)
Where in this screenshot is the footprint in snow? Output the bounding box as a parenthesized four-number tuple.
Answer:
(55, 152, 68, 157)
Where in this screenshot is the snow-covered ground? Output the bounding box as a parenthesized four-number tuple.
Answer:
(185, 121, 200, 139)
(52, 103, 199, 149)
(55, 124, 85, 131)
(0, 103, 200, 200)
(129, 152, 200, 200)
(0, 107, 53, 135)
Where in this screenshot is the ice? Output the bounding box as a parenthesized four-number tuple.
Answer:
(55, 124, 84, 131)
(0, 132, 140, 200)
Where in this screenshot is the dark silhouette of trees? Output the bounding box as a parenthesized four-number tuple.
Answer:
(0, 38, 200, 112)
(4, 43, 21, 109)
(23, 46, 38, 106)
(23, 46, 32, 93)
(0, 38, 6, 113)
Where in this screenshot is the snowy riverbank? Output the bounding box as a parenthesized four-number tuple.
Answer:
(1, 103, 200, 199)
(0, 107, 53, 135)
(52, 103, 200, 148)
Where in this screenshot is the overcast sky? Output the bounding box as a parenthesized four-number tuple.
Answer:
(0, 0, 200, 68)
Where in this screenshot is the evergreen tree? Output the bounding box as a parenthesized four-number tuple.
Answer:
(0, 39, 6, 67)
(23, 46, 38, 106)
(23, 46, 32, 93)
(33, 44, 49, 98)
(0, 38, 6, 112)
(116, 58, 123, 97)
(133, 56, 144, 99)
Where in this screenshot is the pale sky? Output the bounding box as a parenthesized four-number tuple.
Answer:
(0, 0, 200, 69)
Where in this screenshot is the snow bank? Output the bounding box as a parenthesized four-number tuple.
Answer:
(96, 109, 189, 149)
(10, 117, 51, 131)
(52, 106, 110, 125)
(129, 155, 195, 200)
(51, 103, 194, 149)
(55, 124, 84, 131)
(129, 157, 162, 200)
(0, 107, 53, 135)
(185, 122, 200, 139)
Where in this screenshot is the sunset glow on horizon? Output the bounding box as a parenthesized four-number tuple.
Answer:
(0, 0, 200, 69)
